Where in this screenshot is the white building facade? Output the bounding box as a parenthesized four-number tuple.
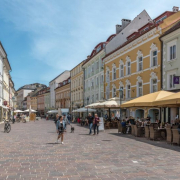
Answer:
(49, 70, 70, 109)
(160, 20, 180, 123)
(83, 35, 116, 106)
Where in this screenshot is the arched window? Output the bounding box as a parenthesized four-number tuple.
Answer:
(150, 43, 158, 67)
(137, 76, 143, 97)
(126, 56, 131, 75)
(119, 60, 124, 78)
(112, 63, 116, 80)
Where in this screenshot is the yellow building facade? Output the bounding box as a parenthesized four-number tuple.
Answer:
(70, 61, 84, 111)
(55, 78, 70, 109)
(31, 96, 37, 110)
(104, 10, 180, 120)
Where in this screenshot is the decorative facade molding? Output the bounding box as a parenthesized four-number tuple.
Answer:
(126, 79, 131, 85)
(137, 50, 143, 57)
(119, 59, 124, 65)
(119, 81, 124, 87)
(150, 72, 157, 79)
(137, 76, 142, 82)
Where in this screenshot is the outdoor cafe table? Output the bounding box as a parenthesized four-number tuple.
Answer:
(154, 128, 166, 139)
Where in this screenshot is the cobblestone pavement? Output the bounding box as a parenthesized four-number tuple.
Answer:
(0, 119, 180, 180)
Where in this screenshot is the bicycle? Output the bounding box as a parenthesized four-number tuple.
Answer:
(4, 119, 11, 133)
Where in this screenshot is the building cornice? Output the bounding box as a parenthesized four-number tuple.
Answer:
(104, 27, 160, 64)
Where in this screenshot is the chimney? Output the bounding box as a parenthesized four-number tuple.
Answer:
(87, 55, 90, 59)
(122, 19, 131, 29)
(116, 24, 122, 34)
(173, 6, 179, 12)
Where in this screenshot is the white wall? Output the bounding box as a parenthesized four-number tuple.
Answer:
(105, 10, 152, 54)
(49, 70, 70, 108)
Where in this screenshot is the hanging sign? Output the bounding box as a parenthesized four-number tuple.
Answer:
(173, 76, 179, 84)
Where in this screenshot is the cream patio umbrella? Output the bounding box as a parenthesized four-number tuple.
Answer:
(120, 90, 175, 108)
(85, 102, 102, 108)
(96, 97, 124, 108)
(153, 91, 180, 106)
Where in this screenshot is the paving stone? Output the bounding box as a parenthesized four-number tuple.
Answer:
(1, 119, 180, 179)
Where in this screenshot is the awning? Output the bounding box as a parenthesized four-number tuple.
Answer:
(121, 90, 175, 108)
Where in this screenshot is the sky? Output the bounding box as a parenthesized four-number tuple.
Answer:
(0, 0, 179, 90)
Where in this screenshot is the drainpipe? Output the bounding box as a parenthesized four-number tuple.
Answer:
(9, 70, 12, 109)
(159, 37, 163, 90)
(82, 67, 85, 107)
(159, 36, 164, 124)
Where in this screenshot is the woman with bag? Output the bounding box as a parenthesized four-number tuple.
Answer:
(56, 115, 65, 144)
(93, 114, 100, 135)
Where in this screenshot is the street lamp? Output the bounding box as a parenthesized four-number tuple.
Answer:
(86, 97, 89, 117)
(119, 88, 123, 121)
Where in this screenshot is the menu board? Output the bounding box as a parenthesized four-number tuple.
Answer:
(99, 117, 104, 131)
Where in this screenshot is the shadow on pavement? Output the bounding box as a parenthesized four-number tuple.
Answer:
(46, 143, 59, 145)
(47, 132, 56, 133)
(79, 134, 90, 135)
(109, 133, 180, 153)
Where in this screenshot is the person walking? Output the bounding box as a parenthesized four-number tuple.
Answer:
(87, 113, 94, 135)
(67, 113, 71, 124)
(56, 115, 65, 144)
(93, 113, 100, 135)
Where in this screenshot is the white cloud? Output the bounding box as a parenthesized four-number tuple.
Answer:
(0, 0, 179, 73)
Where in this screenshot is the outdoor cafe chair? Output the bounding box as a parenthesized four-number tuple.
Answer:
(131, 124, 135, 136)
(149, 126, 161, 140)
(145, 126, 150, 139)
(105, 122, 110, 129)
(118, 122, 122, 133)
(172, 129, 180, 145)
(166, 128, 172, 144)
(134, 125, 143, 137)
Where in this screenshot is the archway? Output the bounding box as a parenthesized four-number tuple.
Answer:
(148, 108, 160, 123)
(135, 109, 144, 119)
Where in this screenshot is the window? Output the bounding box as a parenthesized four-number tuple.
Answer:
(92, 95, 94, 103)
(101, 75, 104, 84)
(112, 87, 116, 97)
(92, 64, 94, 73)
(152, 50, 157, 66)
(127, 62, 131, 75)
(120, 65, 124, 77)
(113, 68, 116, 80)
(138, 82, 142, 97)
(97, 61, 99, 70)
(169, 74, 175, 89)
(152, 79, 157, 93)
(138, 57, 143, 71)
(96, 77, 99, 86)
(106, 71, 110, 82)
(119, 87, 123, 99)
(91, 81, 94, 88)
(96, 93, 98, 100)
(127, 85, 131, 98)
(170, 45, 176, 60)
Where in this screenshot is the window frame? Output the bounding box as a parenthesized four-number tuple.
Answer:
(112, 67, 116, 80)
(126, 84, 131, 98)
(138, 56, 143, 71)
(120, 64, 124, 78)
(126, 61, 131, 75)
(152, 79, 157, 93)
(167, 39, 177, 62)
